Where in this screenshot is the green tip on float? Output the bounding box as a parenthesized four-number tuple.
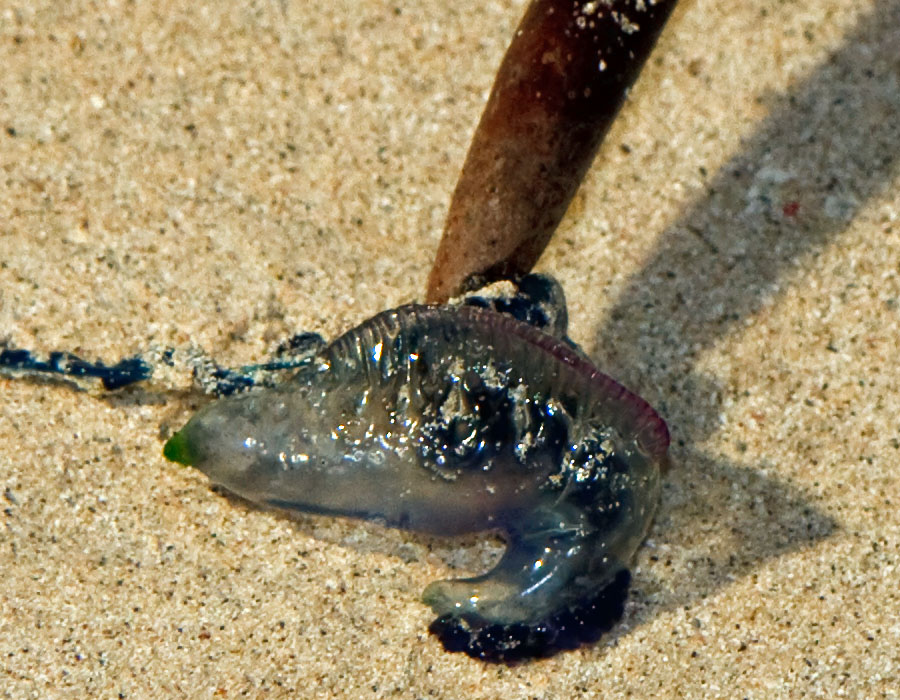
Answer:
(163, 431, 195, 466)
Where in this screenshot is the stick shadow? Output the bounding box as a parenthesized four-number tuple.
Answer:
(593, 1, 900, 616)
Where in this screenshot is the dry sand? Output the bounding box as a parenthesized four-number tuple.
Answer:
(1, 0, 898, 697)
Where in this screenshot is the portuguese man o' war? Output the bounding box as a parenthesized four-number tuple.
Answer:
(0, 274, 669, 661)
(163, 277, 669, 662)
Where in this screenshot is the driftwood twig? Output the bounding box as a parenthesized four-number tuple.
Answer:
(426, 0, 679, 303)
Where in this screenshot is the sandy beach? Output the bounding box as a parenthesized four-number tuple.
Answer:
(1, 1, 898, 697)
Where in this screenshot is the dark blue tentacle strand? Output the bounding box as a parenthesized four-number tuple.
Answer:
(0, 347, 152, 390)
(0, 330, 325, 396)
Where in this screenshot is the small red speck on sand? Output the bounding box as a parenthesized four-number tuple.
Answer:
(782, 201, 800, 217)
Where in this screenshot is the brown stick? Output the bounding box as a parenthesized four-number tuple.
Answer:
(426, 0, 679, 303)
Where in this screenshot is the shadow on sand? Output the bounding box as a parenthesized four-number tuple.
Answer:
(594, 0, 899, 620)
